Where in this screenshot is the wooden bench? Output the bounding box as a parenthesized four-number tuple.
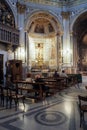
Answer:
(14, 81, 46, 101)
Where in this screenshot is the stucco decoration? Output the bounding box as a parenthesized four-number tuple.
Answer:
(25, 11, 63, 36)
(25, 11, 63, 68)
(16, 2, 26, 14)
(0, 0, 15, 27)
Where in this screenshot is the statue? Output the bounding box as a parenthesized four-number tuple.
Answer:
(35, 43, 43, 67)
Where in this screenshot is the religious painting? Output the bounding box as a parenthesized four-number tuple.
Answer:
(78, 45, 87, 71)
(48, 23, 54, 32)
(82, 48, 87, 65)
(34, 24, 44, 33)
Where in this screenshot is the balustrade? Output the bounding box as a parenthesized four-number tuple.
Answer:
(0, 23, 19, 45)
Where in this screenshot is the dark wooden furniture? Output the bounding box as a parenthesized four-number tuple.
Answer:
(68, 74, 82, 86)
(7, 60, 22, 81)
(78, 95, 87, 127)
(14, 81, 44, 101)
(85, 86, 87, 89)
(0, 23, 19, 45)
(0, 85, 7, 107)
(0, 84, 25, 110)
(0, 54, 4, 84)
(0, 1, 19, 46)
(42, 78, 60, 94)
(8, 87, 25, 110)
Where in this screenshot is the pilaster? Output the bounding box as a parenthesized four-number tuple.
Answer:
(61, 11, 71, 66)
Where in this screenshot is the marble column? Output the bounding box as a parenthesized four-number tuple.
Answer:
(25, 32, 29, 66)
(61, 11, 71, 66)
(70, 32, 73, 65)
(73, 34, 78, 73)
(57, 34, 63, 71)
(56, 35, 59, 70)
(16, 1, 26, 62)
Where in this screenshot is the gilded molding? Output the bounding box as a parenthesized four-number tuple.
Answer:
(16, 2, 26, 14)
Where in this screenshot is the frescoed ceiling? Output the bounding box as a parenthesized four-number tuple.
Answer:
(21, 0, 87, 7)
(9, 0, 87, 8)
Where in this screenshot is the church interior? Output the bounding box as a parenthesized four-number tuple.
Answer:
(0, 0, 87, 130)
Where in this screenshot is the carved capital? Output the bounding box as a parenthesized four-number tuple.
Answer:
(70, 31, 73, 36)
(61, 11, 70, 19)
(16, 2, 26, 14)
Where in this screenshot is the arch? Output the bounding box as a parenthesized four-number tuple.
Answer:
(70, 8, 87, 33)
(24, 9, 63, 34)
(24, 9, 63, 69)
(71, 9, 87, 72)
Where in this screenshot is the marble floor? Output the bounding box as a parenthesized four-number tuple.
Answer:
(0, 82, 87, 130)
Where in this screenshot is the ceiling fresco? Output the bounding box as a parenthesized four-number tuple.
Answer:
(9, 0, 87, 8)
(22, 0, 87, 6)
(27, 12, 60, 37)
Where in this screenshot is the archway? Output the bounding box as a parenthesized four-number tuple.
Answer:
(25, 11, 63, 71)
(73, 11, 87, 72)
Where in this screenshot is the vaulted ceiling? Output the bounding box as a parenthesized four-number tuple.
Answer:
(17, 0, 87, 7)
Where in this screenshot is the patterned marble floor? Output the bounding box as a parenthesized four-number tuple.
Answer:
(0, 83, 87, 130)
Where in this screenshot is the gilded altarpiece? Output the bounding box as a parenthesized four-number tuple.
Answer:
(35, 43, 43, 67)
(29, 37, 57, 68)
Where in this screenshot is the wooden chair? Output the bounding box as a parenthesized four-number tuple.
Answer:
(8, 87, 25, 110)
(78, 95, 87, 127)
(3, 80, 25, 110)
(0, 85, 4, 106)
(85, 86, 87, 90)
(0, 85, 8, 108)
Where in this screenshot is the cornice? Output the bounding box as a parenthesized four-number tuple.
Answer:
(17, 0, 87, 8)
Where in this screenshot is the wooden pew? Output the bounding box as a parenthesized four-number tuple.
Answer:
(14, 81, 46, 101)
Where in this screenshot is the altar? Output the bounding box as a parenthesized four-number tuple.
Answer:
(28, 34, 61, 70)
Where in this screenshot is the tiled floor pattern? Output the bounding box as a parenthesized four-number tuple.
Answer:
(0, 83, 87, 130)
